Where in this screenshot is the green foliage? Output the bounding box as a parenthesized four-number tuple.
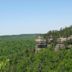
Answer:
(0, 28, 72, 72)
(45, 25, 72, 38)
(0, 37, 72, 72)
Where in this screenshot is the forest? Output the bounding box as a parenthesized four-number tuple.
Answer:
(0, 26, 72, 72)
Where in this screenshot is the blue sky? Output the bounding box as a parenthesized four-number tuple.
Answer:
(0, 0, 72, 35)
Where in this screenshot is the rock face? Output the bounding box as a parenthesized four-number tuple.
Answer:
(67, 35, 72, 40)
(55, 44, 65, 51)
(35, 35, 72, 52)
(54, 36, 72, 51)
(57, 37, 67, 43)
(35, 36, 47, 52)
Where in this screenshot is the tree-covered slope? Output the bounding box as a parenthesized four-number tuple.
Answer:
(45, 25, 72, 38)
(0, 26, 72, 72)
(0, 38, 72, 72)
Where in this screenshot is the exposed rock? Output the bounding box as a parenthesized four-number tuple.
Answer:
(54, 44, 65, 51)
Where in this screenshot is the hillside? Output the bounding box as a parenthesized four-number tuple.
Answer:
(0, 26, 72, 72)
(0, 34, 37, 40)
(45, 25, 72, 38)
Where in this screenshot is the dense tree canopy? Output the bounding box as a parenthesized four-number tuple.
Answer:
(0, 26, 72, 72)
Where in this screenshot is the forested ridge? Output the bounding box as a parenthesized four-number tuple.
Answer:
(45, 26, 72, 38)
(0, 26, 72, 72)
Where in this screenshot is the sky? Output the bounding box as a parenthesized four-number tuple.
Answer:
(0, 0, 72, 35)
